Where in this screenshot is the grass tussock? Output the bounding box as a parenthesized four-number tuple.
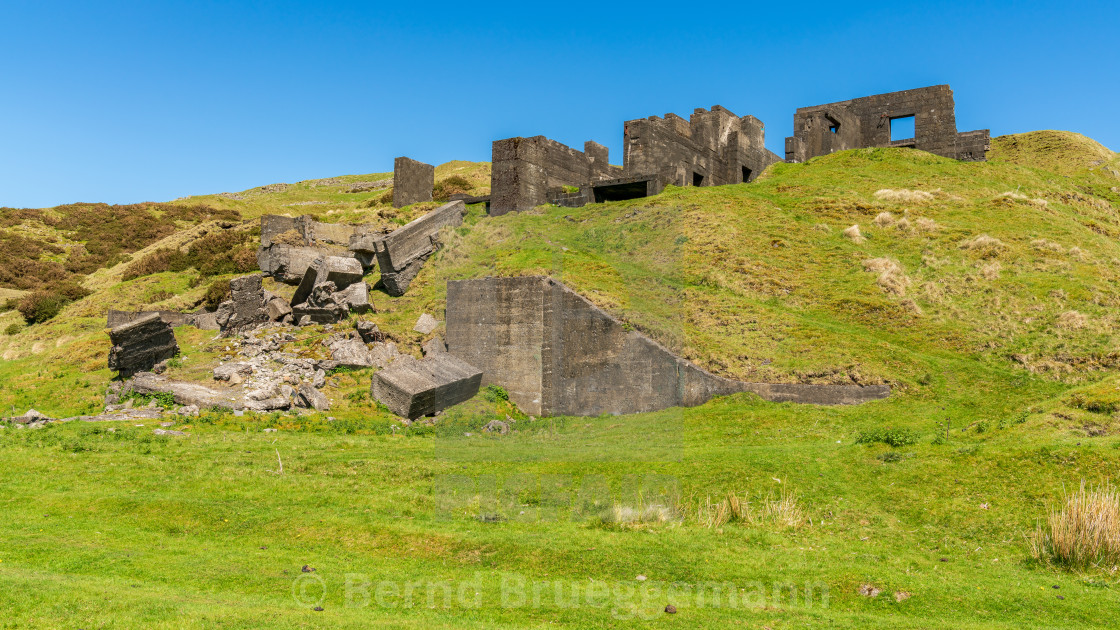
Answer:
(979, 261, 1002, 280)
(959, 234, 1005, 258)
(598, 504, 677, 527)
(873, 212, 895, 227)
(1056, 310, 1089, 331)
(698, 492, 805, 529)
(874, 188, 934, 203)
(863, 257, 910, 295)
(999, 191, 1049, 208)
(914, 217, 939, 233)
(1030, 481, 1120, 571)
(843, 224, 866, 243)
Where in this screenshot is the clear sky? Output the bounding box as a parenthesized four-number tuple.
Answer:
(1, 0, 1117, 208)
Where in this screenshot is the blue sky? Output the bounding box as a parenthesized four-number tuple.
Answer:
(1, 0, 1117, 208)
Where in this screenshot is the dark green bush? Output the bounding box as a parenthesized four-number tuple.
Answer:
(18, 291, 67, 324)
(481, 384, 510, 403)
(122, 229, 257, 281)
(855, 427, 921, 447)
(4, 322, 21, 335)
(202, 279, 231, 310)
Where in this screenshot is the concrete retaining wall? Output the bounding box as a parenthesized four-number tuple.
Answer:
(446, 276, 889, 416)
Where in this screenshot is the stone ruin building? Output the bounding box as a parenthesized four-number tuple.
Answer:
(784, 85, 989, 163)
(489, 105, 783, 215)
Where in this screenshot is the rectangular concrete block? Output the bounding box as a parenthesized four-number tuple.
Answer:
(371, 354, 483, 419)
(290, 256, 364, 306)
(392, 157, 435, 208)
(375, 200, 464, 296)
(108, 313, 180, 374)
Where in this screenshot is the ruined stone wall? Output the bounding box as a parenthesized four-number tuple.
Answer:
(785, 85, 990, 162)
(257, 214, 367, 284)
(623, 106, 782, 186)
(393, 157, 435, 208)
(446, 276, 888, 417)
(490, 136, 622, 216)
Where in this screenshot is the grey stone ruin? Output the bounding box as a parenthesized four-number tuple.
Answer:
(445, 276, 890, 417)
(489, 105, 782, 215)
(216, 274, 269, 335)
(374, 200, 465, 296)
(289, 255, 372, 324)
(371, 353, 483, 419)
(107, 312, 180, 375)
(392, 157, 435, 208)
(784, 85, 990, 163)
(256, 214, 373, 284)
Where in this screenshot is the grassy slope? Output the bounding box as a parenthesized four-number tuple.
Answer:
(1, 134, 1120, 627)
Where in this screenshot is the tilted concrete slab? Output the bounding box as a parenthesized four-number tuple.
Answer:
(108, 313, 180, 375)
(445, 276, 889, 417)
(376, 200, 464, 296)
(291, 256, 364, 306)
(371, 354, 483, 419)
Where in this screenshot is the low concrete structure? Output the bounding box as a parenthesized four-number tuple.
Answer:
(393, 157, 435, 208)
(106, 309, 219, 330)
(785, 85, 990, 163)
(371, 353, 483, 419)
(445, 276, 889, 416)
(376, 200, 465, 296)
(107, 313, 180, 375)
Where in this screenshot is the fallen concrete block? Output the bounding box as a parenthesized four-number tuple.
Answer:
(376, 200, 464, 296)
(422, 335, 446, 356)
(291, 256, 364, 306)
(129, 372, 243, 410)
(413, 313, 439, 334)
(292, 304, 346, 325)
(108, 313, 180, 375)
(330, 338, 374, 368)
(265, 296, 293, 322)
(297, 385, 330, 411)
(336, 282, 372, 314)
(371, 353, 482, 419)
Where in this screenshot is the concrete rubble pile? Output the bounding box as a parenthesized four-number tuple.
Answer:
(288, 256, 372, 325)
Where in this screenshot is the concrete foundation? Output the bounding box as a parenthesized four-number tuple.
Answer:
(445, 276, 889, 417)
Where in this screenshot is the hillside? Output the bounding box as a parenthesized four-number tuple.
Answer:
(2, 133, 1120, 627)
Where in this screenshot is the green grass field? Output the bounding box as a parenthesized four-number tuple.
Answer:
(1, 131, 1120, 627)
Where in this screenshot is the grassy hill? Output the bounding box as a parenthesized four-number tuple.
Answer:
(2, 132, 1120, 627)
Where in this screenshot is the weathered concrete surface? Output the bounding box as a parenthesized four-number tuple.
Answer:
(257, 214, 369, 284)
(218, 274, 268, 335)
(371, 354, 482, 419)
(376, 200, 465, 296)
(785, 85, 990, 163)
(445, 277, 890, 417)
(291, 256, 364, 306)
(128, 372, 243, 410)
(491, 137, 623, 215)
(106, 309, 219, 330)
(392, 156, 435, 208)
(108, 313, 180, 375)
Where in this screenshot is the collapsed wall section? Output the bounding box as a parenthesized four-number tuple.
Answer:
(446, 276, 888, 417)
(785, 85, 990, 163)
(256, 214, 370, 284)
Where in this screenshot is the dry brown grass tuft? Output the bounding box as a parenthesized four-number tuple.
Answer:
(1032, 239, 1065, 253)
(843, 224, 866, 244)
(863, 257, 910, 295)
(874, 189, 934, 203)
(960, 234, 1005, 259)
(914, 217, 939, 233)
(1069, 246, 1089, 262)
(1056, 310, 1089, 330)
(873, 212, 895, 227)
(894, 216, 911, 231)
(1029, 481, 1120, 570)
(999, 191, 1049, 208)
(599, 504, 676, 526)
(979, 261, 1002, 281)
(698, 492, 805, 529)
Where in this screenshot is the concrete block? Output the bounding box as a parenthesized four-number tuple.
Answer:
(107, 313, 180, 375)
(371, 353, 482, 419)
(392, 157, 435, 208)
(291, 256, 364, 306)
(375, 200, 464, 296)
